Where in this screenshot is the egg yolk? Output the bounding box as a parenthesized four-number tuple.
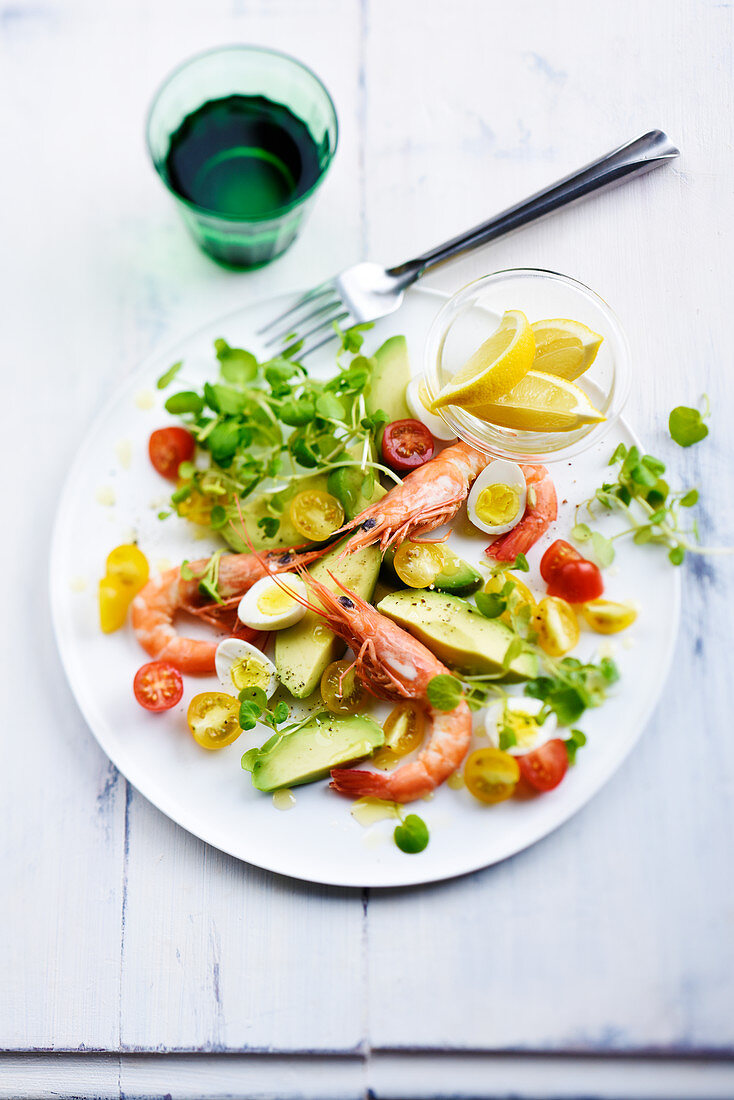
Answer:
(256, 584, 298, 617)
(230, 655, 270, 692)
(502, 711, 540, 751)
(475, 484, 520, 526)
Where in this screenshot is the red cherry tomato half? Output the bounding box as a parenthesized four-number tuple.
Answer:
(148, 427, 196, 480)
(540, 539, 583, 583)
(547, 559, 604, 603)
(517, 739, 569, 792)
(133, 661, 184, 712)
(381, 419, 435, 472)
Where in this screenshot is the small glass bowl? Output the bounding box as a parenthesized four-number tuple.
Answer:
(422, 269, 631, 463)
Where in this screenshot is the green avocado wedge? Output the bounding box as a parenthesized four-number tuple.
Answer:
(242, 712, 384, 791)
(376, 589, 538, 683)
(274, 541, 381, 698)
(365, 335, 412, 423)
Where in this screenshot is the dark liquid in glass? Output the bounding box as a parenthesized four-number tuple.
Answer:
(164, 94, 322, 219)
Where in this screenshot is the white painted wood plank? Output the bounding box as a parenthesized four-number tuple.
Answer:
(0, 0, 368, 1053)
(364, 0, 734, 1052)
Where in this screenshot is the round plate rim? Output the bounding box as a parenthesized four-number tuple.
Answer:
(49, 286, 681, 889)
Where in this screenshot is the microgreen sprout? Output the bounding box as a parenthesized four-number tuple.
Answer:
(669, 395, 710, 447)
(180, 549, 225, 604)
(162, 324, 395, 541)
(576, 443, 732, 566)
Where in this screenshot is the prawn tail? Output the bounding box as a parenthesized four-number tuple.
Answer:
(329, 768, 392, 798)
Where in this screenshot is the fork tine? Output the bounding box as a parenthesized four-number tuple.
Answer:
(263, 294, 344, 349)
(256, 281, 334, 337)
(287, 311, 352, 359)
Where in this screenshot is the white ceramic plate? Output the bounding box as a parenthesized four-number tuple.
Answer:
(50, 288, 679, 888)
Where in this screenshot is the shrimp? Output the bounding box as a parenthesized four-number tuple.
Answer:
(131, 548, 320, 675)
(292, 570, 472, 803)
(486, 464, 557, 561)
(341, 440, 491, 553)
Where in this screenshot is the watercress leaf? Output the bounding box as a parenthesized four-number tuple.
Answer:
(609, 443, 627, 465)
(669, 545, 685, 565)
(394, 814, 429, 854)
(648, 508, 668, 524)
(290, 434, 319, 469)
(548, 686, 586, 726)
(680, 489, 699, 507)
(279, 395, 316, 427)
(642, 454, 666, 476)
(600, 657, 620, 684)
(512, 553, 530, 573)
(273, 700, 290, 725)
(157, 360, 183, 389)
(207, 420, 243, 466)
(171, 484, 192, 505)
(426, 674, 463, 711)
(209, 505, 227, 529)
(572, 523, 592, 543)
(524, 676, 554, 701)
(646, 479, 669, 508)
(257, 516, 280, 539)
(591, 531, 615, 567)
(206, 384, 249, 416)
(475, 592, 506, 619)
(239, 686, 268, 709)
(595, 488, 614, 509)
(180, 560, 195, 581)
(498, 726, 518, 751)
(629, 462, 659, 489)
(633, 526, 653, 545)
(500, 580, 516, 598)
(315, 392, 345, 420)
(239, 704, 259, 730)
(165, 391, 204, 416)
(669, 405, 709, 447)
(214, 339, 258, 384)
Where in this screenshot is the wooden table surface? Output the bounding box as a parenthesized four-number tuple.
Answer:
(3, 0, 734, 1096)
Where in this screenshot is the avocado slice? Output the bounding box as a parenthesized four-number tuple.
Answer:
(274, 542, 381, 697)
(242, 712, 384, 791)
(365, 335, 412, 423)
(380, 546, 483, 597)
(376, 589, 538, 683)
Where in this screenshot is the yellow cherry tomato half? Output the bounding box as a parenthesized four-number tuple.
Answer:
(373, 702, 426, 769)
(176, 486, 215, 526)
(533, 596, 580, 657)
(393, 541, 445, 588)
(464, 747, 520, 804)
(484, 572, 537, 627)
(581, 599, 637, 635)
(289, 490, 344, 542)
(320, 659, 365, 715)
(105, 544, 149, 594)
(187, 692, 241, 750)
(99, 574, 132, 633)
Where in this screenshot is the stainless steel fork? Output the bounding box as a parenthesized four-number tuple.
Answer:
(258, 130, 678, 358)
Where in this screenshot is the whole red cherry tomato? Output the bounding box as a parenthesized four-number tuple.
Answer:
(149, 427, 196, 480)
(381, 419, 435, 472)
(517, 739, 569, 792)
(547, 560, 604, 603)
(540, 539, 604, 602)
(134, 661, 184, 712)
(540, 540, 583, 583)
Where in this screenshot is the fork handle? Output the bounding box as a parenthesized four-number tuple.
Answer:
(386, 130, 679, 284)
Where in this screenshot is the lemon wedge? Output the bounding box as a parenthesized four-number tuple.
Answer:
(430, 310, 535, 411)
(530, 319, 603, 381)
(469, 370, 606, 432)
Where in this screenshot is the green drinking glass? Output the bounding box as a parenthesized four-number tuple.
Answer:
(146, 45, 338, 269)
